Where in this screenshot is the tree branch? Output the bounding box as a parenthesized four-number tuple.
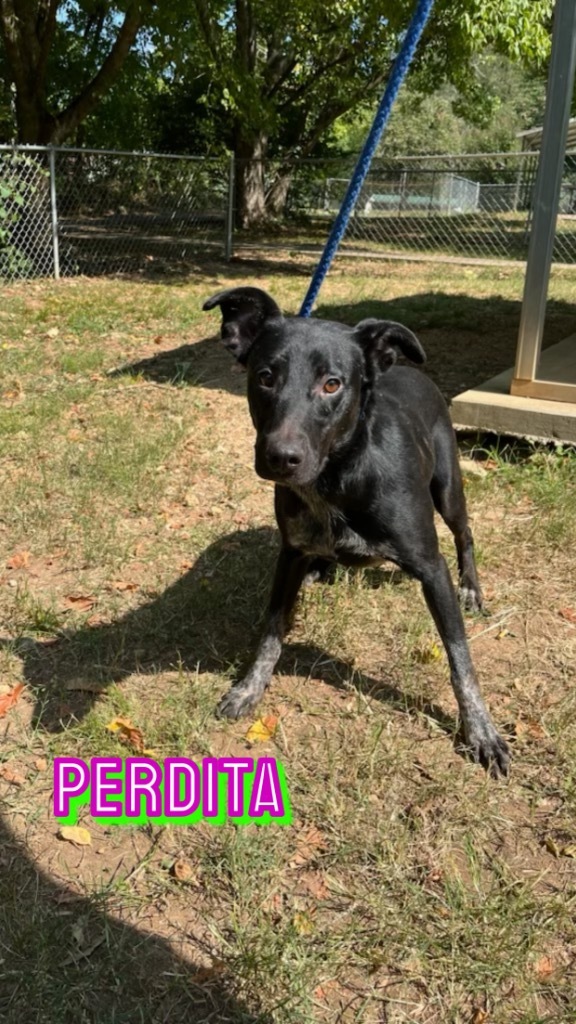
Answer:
(52, 1, 148, 143)
(192, 0, 222, 65)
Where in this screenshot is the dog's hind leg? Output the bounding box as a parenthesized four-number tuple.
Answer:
(217, 545, 310, 719)
(430, 427, 483, 613)
(304, 557, 334, 586)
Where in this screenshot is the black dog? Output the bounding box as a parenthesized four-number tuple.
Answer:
(203, 287, 510, 776)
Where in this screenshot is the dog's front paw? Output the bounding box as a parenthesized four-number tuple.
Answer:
(463, 720, 510, 778)
(216, 683, 263, 720)
(458, 583, 483, 614)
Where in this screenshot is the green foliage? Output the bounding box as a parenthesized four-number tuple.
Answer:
(335, 52, 547, 157)
(0, 0, 556, 226)
(2, 0, 552, 153)
(0, 154, 45, 276)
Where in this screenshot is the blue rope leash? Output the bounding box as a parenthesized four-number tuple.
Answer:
(299, 0, 435, 317)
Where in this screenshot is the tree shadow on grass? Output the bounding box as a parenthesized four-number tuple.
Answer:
(108, 289, 576, 402)
(8, 527, 455, 743)
(0, 813, 273, 1024)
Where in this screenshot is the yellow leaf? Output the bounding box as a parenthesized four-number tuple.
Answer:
(293, 911, 314, 935)
(106, 716, 145, 752)
(245, 715, 278, 743)
(415, 641, 442, 663)
(59, 826, 91, 847)
(106, 717, 125, 732)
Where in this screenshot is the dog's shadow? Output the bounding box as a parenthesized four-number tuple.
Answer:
(7, 527, 455, 741)
(0, 812, 274, 1023)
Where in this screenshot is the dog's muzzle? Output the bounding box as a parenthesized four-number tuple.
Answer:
(255, 435, 317, 484)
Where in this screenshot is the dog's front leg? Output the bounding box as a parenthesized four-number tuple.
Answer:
(217, 545, 311, 719)
(418, 554, 510, 776)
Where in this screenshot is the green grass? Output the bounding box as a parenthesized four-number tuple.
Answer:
(0, 261, 575, 1023)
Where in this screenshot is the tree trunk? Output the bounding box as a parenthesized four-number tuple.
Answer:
(234, 130, 268, 229)
(266, 171, 293, 217)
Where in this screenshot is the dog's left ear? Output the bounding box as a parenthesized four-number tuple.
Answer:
(354, 319, 426, 372)
(203, 286, 282, 364)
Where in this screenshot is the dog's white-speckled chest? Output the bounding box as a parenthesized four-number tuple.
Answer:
(285, 486, 376, 561)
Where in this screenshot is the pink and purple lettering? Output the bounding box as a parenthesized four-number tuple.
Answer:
(125, 758, 162, 818)
(218, 758, 253, 817)
(90, 757, 123, 817)
(53, 757, 90, 818)
(164, 758, 201, 817)
(202, 757, 220, 818)
(248, 757, 285, 818)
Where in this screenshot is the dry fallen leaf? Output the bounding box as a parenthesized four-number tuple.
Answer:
(301, 871, 330, 900)
(515, 718, 546, 741)
(534, 955, 555, 980)
(59, 825, 92, 847)
(245, 715, 278, 743)
(559, 607, 576, 625)
(106, 716, 145, 752)
(34, 757, 48, 772)
(289, 826, 327, 869)
(107, 580, 139, 592)
(0, 765, 26, 786)
(6, 551, 30, 570)
(171, 858, 195, 883)
(65, 594, 96, 611)
(0, 682, 24, 718)
(470, 1010, 488, 1024)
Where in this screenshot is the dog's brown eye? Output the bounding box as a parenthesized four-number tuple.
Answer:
(323, 378, 341, 394)
(258, 370, 274, 388)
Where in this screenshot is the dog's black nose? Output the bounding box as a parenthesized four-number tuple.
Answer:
(266, 442, 304, 475)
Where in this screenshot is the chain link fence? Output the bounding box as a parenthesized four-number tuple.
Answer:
(234, 151, 576, 264)
(3, 145, 576, 279)
(0, 145, 231, 280)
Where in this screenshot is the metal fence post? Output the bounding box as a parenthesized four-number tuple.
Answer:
(48, 146, 60, 280)
(514, 0, 576, 386)
(225, 153, 235, 260)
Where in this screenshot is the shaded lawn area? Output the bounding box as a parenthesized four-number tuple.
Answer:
(0, 255, 575, 1023)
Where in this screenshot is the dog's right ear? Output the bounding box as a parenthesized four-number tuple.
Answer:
(202, 286, 282, 364)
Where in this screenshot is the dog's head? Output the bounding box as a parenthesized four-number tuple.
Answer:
(203, 286, 425, 487)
